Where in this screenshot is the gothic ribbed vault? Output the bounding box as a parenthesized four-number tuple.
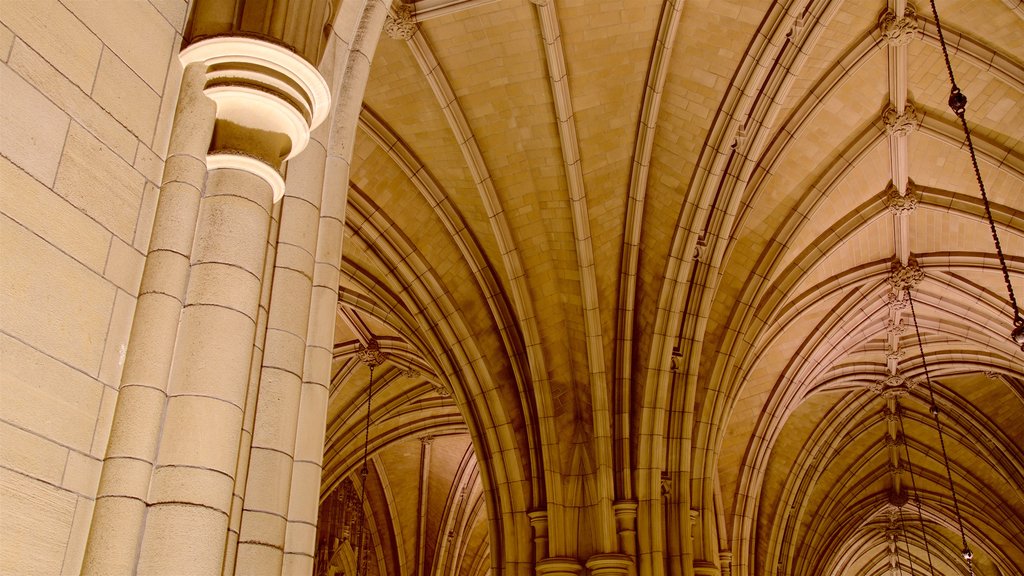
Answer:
(317, 1, 1022, 575)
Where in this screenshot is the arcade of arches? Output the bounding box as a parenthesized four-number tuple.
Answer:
(0, 0, 1021, 575)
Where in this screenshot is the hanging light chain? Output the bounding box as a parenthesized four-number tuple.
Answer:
(926, 0, 1024, 350)
(907, 290, 974, 572)
(354, 338, 387, 576)
(355, 363, 374, 576)
(896, 400, 937, 576)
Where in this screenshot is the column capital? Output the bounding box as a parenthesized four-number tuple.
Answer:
(536, 557, 583, 576)
(206, 152, 285, 201)
(585, 553, 632, 575)
(180, 36, 330, 179)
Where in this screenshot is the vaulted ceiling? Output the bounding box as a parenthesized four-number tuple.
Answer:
(315, 1, 1023, 575)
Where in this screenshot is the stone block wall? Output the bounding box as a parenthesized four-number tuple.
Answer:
(0, 1, 188, 572)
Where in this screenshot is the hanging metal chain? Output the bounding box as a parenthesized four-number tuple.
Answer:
(907, 290, 974, 574)
(355, 363, 374, 576)
(896, 399, 936, 576)
(927, 0, 1024, 351)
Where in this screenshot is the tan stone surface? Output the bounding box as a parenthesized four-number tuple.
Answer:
(54, 122, 145, 242)
(0, 217, 116, 378)
(0, 0, 101, 91)
(0, 60, 70, 185)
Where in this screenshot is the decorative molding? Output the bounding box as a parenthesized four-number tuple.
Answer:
(402, 368, 422, 379)
(886, 318, 906, 337)
(384, 4, 417, 40)
(882, 405, 901, 423)
(179, 36, 330, 166)
(887, 258, 925, 294)
(879, 4, 919, 46)
(882, 103, 922, 137)
(885, 346, 906, 361)
(882, 290, 909, 312)
(786, 12, 810, 43)
(883, 432, 904, 448)
(871, 372, 917, 398)
(883, 181, 920, 214)
(356, 338, 388, 367)
(432, 381, 452, 397)
(206, 152, 286, 201)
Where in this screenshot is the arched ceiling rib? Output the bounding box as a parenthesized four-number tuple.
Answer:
(317, 0, 1024, 574)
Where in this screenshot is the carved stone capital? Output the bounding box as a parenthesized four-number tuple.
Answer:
(879, 5, 919, 46)
(384, 4, 417, 40)
(882, 103, 922, 137)
(179, 36, 330, 186)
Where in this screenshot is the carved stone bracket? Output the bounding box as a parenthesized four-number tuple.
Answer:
(384, 4, 417, 40)
(882, 103, 922, 137)
(879, 4, 919, 46)
(432, 381, 452, 397)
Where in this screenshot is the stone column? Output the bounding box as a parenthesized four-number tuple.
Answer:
(82, 63, 215, 576)
(718, 551, 733, 576)
(233, 125, 326, 576)
(223, 199, 282, 576)
(612, 500, 638, 560)
(135, 157, 277, 574)
(529, 510, 550, 564)
(135, 9, 330, 572)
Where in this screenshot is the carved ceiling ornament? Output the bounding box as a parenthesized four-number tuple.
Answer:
(885, 346, 906, 361)
(883, 432, 905, 448)
(432, 381, 452, 397)
(886, 318, 906, 337)
(883, 181, 920, 214)
(356, 338, 388, 367)
(882, 103, 922, 137)
(879, 4, 919, 47)
(384, 3, 417, 40)
(883, 405, 901, 423)
(871, 372, 918, 398)
(887, 258, 925, 294)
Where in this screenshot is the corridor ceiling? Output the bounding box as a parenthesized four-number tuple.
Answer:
(319, 1, 1024, 575)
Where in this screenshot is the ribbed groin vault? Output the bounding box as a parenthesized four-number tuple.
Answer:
(0, 0, 1021, 575)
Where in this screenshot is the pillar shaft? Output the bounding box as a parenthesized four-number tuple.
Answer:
(235, 146, 325, 574)
(136, 164, 274, 574)
(82, 63, 214, 576)
(223, 200, 282, 576)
